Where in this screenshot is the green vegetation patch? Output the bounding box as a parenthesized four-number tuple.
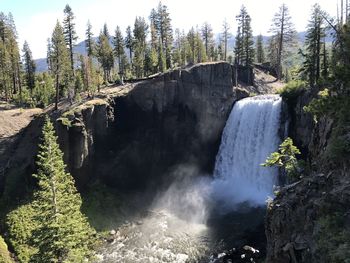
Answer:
(278, 80, 307, 105)
(0, 235, 13, 263)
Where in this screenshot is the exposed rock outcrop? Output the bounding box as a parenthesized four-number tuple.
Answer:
(266, 170, 350, 263)
(266, 88, 349, 263)
(1, 62, 250, 199)
(96, 62, 246, 189)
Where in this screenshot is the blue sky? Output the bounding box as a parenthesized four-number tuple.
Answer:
(0, 0, 337, 59)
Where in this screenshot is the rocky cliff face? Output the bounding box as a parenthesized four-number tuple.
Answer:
(265, 89, 350, 263)
(94, 62, 248, 190)
(1, 62, 250, 199)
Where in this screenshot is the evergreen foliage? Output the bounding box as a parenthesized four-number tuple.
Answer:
(113, 26, 126, 77)
(49, 21, 71, 110)
(221, 19, 231, 61)
(63, 4, 77, 74)
(235, 6, 255, 66)
(262, 137, 301, 180)
(269, 4, 297, 79)
(0, 12, 22, 102)
(85, 20, 94, 57)
(256, 34, 265, 63)
(300, 4, 327, 86)
(7, 117, 96, 262)
(124, 26, 134, 67)
(96, 24, 114, 84)
(153, 2, 173, 69)
(22, 41, 36, 94)
(0, 235, 12, 263)
(201, 22, 214, 61)
(133, 17, 148, 78)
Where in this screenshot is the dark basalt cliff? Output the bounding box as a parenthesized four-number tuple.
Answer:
(265, 90, 350, 263)
(1, 62, 250, 199)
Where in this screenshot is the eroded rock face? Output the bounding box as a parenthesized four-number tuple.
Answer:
(288, 90, 315, 159)
(265, 88, 348, 263)
(1, 62, 249, 198)
(97, 62, 244, 189)
(266, 171, 350, 263)
(56, 102, 113, 187)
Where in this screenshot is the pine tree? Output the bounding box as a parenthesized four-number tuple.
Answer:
(173, 28, 185, 67)
(187, 27, 196, 63)
(194, 28, 207, 63)
(153, 2, 173, 69)
(300, 3, 326, 86)
(222, 19, 231, 61)
(47, 38, 53, 72)
(22, 41, 36, 94)
(30, 117, 95, 262)
(256, 34, 265, 63)
(125, 26, 134, 67)
(63, 4, 77, 74)
(133, 16, 148, 78)
(201, 22, 214, 61)
(96, 24, 114, 84)
(0, 12, 22, 101)
(113, 26, 126, 77)
(234, 25, 243, 65)
(269, 4, 297, 79)
(235, 6, 255, 66)
(85, 20, 94, 57)
(50, 21, 70, 110)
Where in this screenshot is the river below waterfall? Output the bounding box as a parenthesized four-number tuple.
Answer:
(96, 95, 282, 263)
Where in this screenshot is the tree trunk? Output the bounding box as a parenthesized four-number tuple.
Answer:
(316, 25, 321, 82)
(276, 6, 285, 80)
(55, 73, 59, 111)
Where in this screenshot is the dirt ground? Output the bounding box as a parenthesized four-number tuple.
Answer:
(253, 68, 285, 94)
(0, 101, 42, 138)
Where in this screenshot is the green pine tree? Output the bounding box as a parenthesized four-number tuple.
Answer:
(154, 2, 173, 69)
(30, 117, 95, 262)
(85, 20, 94, 57)
(235, 6, 255, 66)
(63, 4, 78, 74)
(125, 26, 134, 66)
(269, 4, 297, 79)
(22, 41, 36, 94)
(201, 22, 214, 61)
(96, 24, 114, 84)
(113, 26, 126, 76)
(262, 137, 301, 180)
(256, 34, 265, 63)
(300, 3, 326, 87)
(222, 19, 231, 61)
(50, 21, 71, 110)
(133, 16, 148, 78)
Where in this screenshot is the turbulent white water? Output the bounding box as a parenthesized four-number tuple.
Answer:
(212, 95, 282, 207)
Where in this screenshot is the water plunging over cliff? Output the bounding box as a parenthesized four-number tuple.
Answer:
(212, 95, 282, 208)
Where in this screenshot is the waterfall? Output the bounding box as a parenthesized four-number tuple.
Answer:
(212, 95, 282, 208)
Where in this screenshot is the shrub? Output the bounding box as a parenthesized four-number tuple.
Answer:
(278, 80, 307, 104)
(262, 137, 302, 181)
(0, 235, 13, 263)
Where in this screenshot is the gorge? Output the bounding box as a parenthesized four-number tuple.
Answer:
(1, 62, 348, 263)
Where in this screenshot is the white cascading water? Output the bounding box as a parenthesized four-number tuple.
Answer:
(212, 95, 282, 208)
